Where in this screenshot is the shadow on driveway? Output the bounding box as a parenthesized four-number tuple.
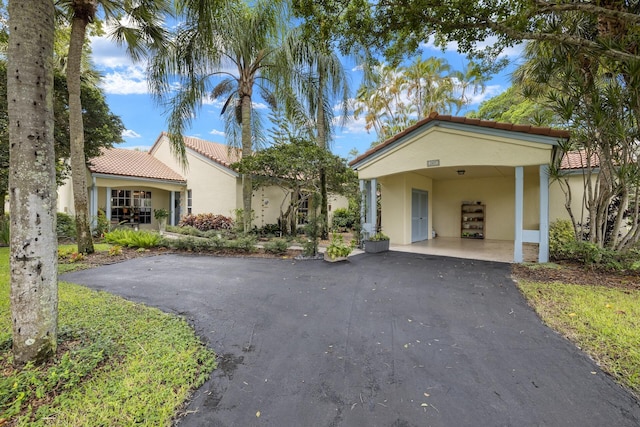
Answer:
(62, 251, 640, 427)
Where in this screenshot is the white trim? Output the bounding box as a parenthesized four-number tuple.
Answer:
(92, 173, 186, 186)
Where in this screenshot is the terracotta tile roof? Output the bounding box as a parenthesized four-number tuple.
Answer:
(349, 112, 571, 166)
(560, 150, 600, 170)
(88, 147, 186, 183)
(154, 132, 241, 168)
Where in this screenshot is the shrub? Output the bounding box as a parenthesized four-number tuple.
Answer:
(549, 220, 576, 260)
(104, 229, 161, 249)
(331, 208, 357, 230)
(179, 213, 234, 232)
(93, 209, 110, 237)
(57, 212, 76, 239)
(263, 238, 289, 254)
(325, 233, 354, 260)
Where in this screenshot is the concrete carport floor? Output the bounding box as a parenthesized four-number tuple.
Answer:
(61, 252, 640, 427)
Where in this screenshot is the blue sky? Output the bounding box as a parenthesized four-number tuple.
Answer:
(90, 33, 524, 159)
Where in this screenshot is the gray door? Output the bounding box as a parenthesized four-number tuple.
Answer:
(411, 189, 429, 242)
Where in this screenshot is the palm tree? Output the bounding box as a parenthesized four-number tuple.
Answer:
(57, 0, 171, 254)
(282, 28, 350, 238)
(450, 61, 487, 115)
(8, 0, 58, 364)
(149, 0, 289, 233)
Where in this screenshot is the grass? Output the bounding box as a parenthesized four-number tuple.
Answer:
(0, 246, 215, 425)
(518, 280, 640, 396)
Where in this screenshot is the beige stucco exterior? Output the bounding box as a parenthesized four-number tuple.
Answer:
(58, 133, 350, 231)
(351, 120, 574, 254)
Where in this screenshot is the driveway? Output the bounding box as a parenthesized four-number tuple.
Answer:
(61, 252, 640, 427)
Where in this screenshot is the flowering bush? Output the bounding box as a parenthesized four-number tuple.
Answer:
(179, 213, 234, 232)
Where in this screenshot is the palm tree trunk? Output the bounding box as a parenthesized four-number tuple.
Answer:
(8, 0, 58, 365)
(241, 94, 253, 233)
(68, 12, 94, 254)
(316, 73, 329, 239)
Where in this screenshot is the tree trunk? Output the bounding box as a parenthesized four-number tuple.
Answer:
(7, 0, 58, 365)
(241, 94, 253, 233)
(316, 72, 329, 239)
(68, 10, 94, 254)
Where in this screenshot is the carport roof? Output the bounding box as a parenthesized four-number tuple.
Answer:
(349, 112, 570, 168)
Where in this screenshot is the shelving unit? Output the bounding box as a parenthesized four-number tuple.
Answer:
(461, 203, 485, 239)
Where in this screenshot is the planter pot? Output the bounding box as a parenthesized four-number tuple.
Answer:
(324, 252, 349, 262)
(158, 218, 167, 235)
(363, 239, 389, 253)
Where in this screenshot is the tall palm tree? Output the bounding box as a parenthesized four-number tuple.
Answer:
(450, 61, 487, 115)
(8, 0, 58, 364)
(282, 28, 350, 238)
(150, 0, 288, 233)
(57, 0, 171, 254)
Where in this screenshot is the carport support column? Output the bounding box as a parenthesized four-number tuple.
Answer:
(539, 164, 550, 263)
(359, 179, 377, 239)
(514, 166, 524, 263)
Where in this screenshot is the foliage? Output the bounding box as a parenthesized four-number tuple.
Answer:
(108, 245, 123, 256)
(0, 214, 8, 246)
(179, 213, 234, 232)
(518, 280, 640, 395)
(153, 208, 169, 220)
(0, 63, 124, 192)
(0, 245, 215, 425)
(355, 58, 487, 143)
(93, 209, 110, 238)
(56, 212, 77, 240)
(104, 229, 161, 249)
(161, 235, 257, 254)
(233, 138, 358, 236)
(306, 0, 640, 68)
(467, 86, 558, 126)
(301, 193, 324, 257)
(331, 208, 357, 231)
(325, 232, 354, 259)
(263, 238, 289, 255)
(549, 220, 577, 260)
(367, 232, 389, 241)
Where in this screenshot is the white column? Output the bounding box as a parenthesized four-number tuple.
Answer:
(90, 177, 98, 229)
(514, 166, 524, 263)
(539, 164, 550, 263)
(170, 191, 176, 226)
(370, 178, 377, 235)
(105, 187, 112, 221)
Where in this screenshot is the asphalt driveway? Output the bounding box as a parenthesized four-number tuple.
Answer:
(61, 252, 640, 426)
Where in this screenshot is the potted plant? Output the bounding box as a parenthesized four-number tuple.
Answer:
(324, 233, 354, 262)
(363, 232, 390, 253)
(154, 208, 169, 234)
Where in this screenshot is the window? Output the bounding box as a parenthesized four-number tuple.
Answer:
(297, 192, 309, 225)
(187, 189, 192, 215)
(111, 190, 152, 224)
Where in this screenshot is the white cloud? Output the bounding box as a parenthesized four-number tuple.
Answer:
(122, 129, 142, 138)
(100, 66, 149, 95)
(90, 35, 135, 69)
(209, 129, 225, 137)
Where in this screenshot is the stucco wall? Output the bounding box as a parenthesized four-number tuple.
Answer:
(356, 127, 553, 180)
(379, 173, 433, 245)
(549, 172, 589, 224)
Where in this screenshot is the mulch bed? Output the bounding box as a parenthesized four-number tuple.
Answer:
(511, 262, 640, 292)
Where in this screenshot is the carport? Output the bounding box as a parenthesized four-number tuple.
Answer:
(350, 113, 570, 263)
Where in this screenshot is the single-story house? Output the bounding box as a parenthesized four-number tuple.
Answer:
(349, 112, 586, 263)
(58, 132, 348, 231)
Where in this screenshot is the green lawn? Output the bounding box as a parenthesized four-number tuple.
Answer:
(518, 279, 640, 396)
(0, 247, 215, 425)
